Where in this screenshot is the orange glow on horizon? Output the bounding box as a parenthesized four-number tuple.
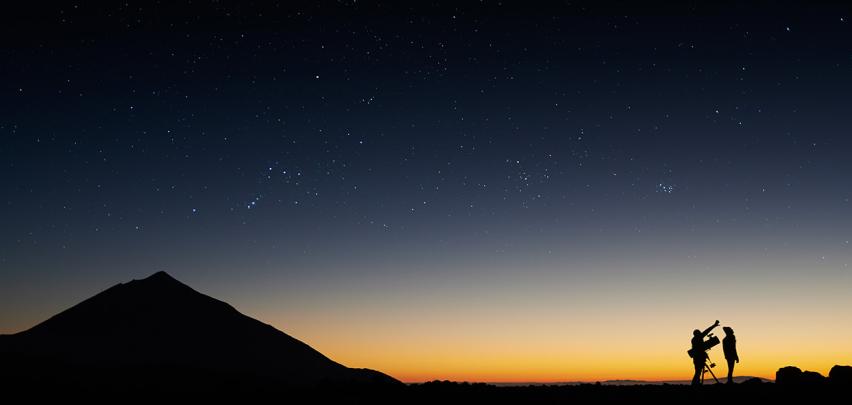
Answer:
(5, 264, 849, 384)
(226, 266, 852, 384)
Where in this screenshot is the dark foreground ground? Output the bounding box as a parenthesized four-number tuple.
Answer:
(2, 377, 847, 404)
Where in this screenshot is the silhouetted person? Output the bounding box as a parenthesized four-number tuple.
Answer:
(722, 326, 739, 384)
(691, 320, 719, 386)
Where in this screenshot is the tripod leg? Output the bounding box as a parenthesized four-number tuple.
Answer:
(706, 364, 720, 384)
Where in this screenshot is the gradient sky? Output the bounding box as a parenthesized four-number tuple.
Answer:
(2, 1, 852, 382)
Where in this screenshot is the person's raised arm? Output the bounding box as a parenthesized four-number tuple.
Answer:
(701, 320, 720, 337)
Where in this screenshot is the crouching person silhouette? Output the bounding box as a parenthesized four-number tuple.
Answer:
(723, 326, 739, 384)
(691, 320, 720, 386)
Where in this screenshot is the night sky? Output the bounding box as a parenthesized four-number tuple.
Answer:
(2, 1, 852, 381)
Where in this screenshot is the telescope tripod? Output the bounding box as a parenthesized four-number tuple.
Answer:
(701, 354, 720, 384)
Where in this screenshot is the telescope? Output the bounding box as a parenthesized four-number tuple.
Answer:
(687, 334, 720, 358)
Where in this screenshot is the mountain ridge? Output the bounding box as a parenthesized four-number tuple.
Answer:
(0, 271, 399, 389)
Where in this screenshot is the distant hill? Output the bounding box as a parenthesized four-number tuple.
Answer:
(489, 376, 770, 386)
(599, 376, 771, 385)
(0, 271, 399, 394)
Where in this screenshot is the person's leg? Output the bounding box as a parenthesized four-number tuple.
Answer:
(692, 362, 703, 385)
(726, 359, 735, 383)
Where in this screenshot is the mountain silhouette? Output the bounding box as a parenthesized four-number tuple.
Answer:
(0, 271, 398, 393)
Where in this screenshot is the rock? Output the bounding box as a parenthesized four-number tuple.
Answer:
(741, 377, 763, 385)
(829, 365, 852, 386)
(776, 366, 803, 385)
(800, 371, 826, 385)
(775, 367, 826, 386)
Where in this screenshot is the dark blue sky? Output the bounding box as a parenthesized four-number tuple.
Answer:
(2, 1, 852, 380)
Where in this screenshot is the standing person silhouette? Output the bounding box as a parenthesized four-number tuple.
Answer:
(722, 326, 739, 384)
(691, 320, 720, 386)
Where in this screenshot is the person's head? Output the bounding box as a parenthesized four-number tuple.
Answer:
(693, 329, 701, 337)
(723, 326, 734, 335)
